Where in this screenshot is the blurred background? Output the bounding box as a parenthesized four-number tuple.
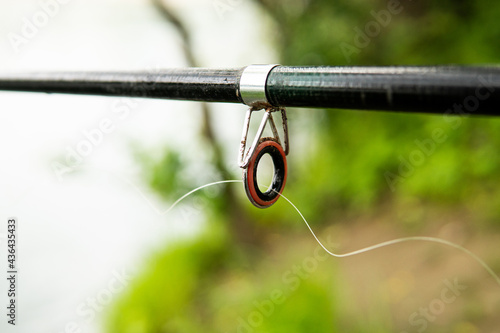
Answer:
(1, 0, 500, 332)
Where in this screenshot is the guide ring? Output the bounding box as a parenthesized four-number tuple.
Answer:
(239, 107, 289, 208)
(243, 138, 287, 208)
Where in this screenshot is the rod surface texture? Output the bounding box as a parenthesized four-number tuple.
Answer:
(0, 68, 243, 103)
(266, 66, 500, 115)
(1, 66, 500, 115)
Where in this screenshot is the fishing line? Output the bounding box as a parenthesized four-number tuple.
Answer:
(163, 180, 242, 215)
(163, 179, 500, 287)
(277, 189, 500, 287)
(121, 176, 241, 216)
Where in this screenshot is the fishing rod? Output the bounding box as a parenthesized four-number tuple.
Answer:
(1, 64, 500, 207)
(0, 64, 499, 115)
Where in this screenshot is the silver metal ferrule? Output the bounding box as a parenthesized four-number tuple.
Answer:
(239, 64, 280, 108)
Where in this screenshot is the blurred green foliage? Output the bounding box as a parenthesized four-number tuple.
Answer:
(106, 1, 500, 332)
(260, 0, 500, 226)
(137, 149, 188, 202)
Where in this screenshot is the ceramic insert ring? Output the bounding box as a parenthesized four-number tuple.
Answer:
(243, 138, 287, 208)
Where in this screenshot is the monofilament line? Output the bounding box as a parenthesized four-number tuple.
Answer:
(164, 179, 500, 287)
(163, 180, 242, 215)
(277, 189, 500, 287)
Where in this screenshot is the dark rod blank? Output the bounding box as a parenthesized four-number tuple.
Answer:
(267, 66, 500, 115)
(0, 68, 243, 103)
(1, 65, 500, 115)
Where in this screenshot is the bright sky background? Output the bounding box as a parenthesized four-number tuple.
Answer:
(0, 0, 276, 332)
